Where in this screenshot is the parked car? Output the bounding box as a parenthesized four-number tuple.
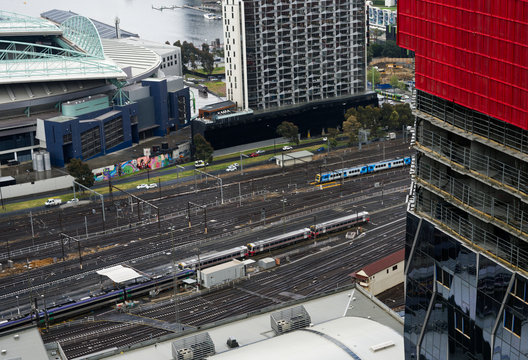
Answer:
(249, 152, 260, 157)
(148, 183, 158, 189)
(136, 184, 148, 190)
(316, 146, 325, 152)
(282, 145, 292, 151)
(194, 160, 208, 168)
(45, 198, 61, 207)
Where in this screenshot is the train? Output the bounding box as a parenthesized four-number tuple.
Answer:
(0, 212, 369, 333)
(179, 211, 369, 270)
(315, 156, 412, 183)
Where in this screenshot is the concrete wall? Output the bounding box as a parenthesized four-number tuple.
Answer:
(368, 259, 404, 296)
(0, 174, 74, 199)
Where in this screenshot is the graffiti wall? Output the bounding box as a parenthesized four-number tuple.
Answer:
(93, 154, 172, 182)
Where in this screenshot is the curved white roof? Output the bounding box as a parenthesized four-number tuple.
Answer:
(101, 39, 161, 81)
(209, 317, 403, 360)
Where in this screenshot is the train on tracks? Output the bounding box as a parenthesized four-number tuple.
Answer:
(178, 211, 369, 269)
(0, 212, 369, 332)
(315, 156, 412, 183)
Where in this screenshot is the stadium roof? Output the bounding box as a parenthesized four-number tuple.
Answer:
(0, 13, 126, 85)
(0, 10, 62, 36)
(41, 9, 139, 39)
(101, 39, 161, 81)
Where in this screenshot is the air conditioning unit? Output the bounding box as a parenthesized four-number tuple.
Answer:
(277, 319, 291, 333)
(177, 348, 193, 360)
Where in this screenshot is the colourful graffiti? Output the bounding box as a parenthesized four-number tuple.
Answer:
(93, 154, 172, 182)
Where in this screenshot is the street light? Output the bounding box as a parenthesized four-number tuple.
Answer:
(16, 295, 19, 315)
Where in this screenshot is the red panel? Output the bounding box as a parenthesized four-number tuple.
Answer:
(398, 0, 528, 130)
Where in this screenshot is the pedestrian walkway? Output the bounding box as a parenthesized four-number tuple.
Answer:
(213, 138, 288, 157)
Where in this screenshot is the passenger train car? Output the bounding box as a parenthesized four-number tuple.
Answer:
(315, 156, 412, 183)
(178, 246, 247, 271)
(246, 228, 311, 256)
(311, 211, 369, 236)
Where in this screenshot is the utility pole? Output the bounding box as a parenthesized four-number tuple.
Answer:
(29, 211, 35, 245)
(187, 202, 191, 228)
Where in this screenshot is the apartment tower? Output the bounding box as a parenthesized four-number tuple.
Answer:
(222, 0, 366, 111)
(399, 0, 528, 358)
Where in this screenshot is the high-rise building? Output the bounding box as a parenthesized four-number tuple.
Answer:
(222, 0, 366, 111)
(398, 0, 528, 359)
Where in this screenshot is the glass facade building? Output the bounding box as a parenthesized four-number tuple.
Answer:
(398, 0, 528, 359)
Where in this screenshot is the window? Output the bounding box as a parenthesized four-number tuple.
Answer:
(436, 264, 453, 289)
(454, 311, 470, 338)
(504, 309, 522, 337)
(392, 265, 398, 271)
(513, 277, 527, 303)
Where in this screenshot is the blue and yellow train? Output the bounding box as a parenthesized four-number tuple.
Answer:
(315, 156, 412, 183)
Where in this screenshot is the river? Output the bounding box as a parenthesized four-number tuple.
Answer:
(4, 0, 224, 45)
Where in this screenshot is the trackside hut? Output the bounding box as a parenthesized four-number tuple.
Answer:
(350, 249, 405, 296)
(275, 150, 313, 167)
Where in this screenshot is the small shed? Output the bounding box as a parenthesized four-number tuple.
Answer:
(275, 150, 313, 167)
(96, 265, 144, 285)
(258, 257, 276, 270)
(198, 259, 245, 288)
(350, 249, 405, 296)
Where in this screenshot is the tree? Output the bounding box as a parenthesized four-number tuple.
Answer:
(343, 115, 361, 145)
(390, 75, 400, 89)
(388, 110, 400, 129)
(67, 158, 94, 189)
(201, 51, 215, 75)
(380, 103, 395, 128)
(367, 68, 381, 88)
(276, 121, 299, 145)
(193, 134, 214, 163)
(394, 103, 413, 126)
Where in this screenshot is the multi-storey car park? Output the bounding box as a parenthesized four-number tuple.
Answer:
(0, 10, 190, 168)
(399, 0, 528, 358)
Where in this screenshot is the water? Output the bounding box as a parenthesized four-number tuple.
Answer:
(4, 0, 223, 45)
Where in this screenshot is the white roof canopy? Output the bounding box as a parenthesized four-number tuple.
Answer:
(96, 265, 143, 283)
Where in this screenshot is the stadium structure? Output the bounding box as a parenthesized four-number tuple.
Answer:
(0, 10, 190, 167)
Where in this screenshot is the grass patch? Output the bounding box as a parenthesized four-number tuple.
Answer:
(194, 67, 225, 76)
(203, 81, 226, 97)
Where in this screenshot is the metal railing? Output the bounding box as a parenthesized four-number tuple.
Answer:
(416, 91, 528, 155)
(418, 128, 528, 196)
(417, 162, 528, 235)
(415, 192, 528, 272)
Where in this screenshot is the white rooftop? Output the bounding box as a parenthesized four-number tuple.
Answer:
(209, 317, 402, 360)
(101, 38, 161, 81)
(200, 259, 243, 275)
(102, 286, 404, 360)
(283, 150, 314, 159)
(96, 265, 143, 283)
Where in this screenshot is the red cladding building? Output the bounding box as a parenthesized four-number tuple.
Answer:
(398, 0, 528, 129)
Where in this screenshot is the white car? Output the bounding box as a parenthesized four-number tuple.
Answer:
(67, 198, 79, 204)
(256, 149, 265, 154)
(148, 183, 158, 189)
(231, 163, 239, 168)
(136, 184, 148, 190)
(282, 145, 293, 151)
(322, 137, 328, 141)
(226, 166, 236, 172)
